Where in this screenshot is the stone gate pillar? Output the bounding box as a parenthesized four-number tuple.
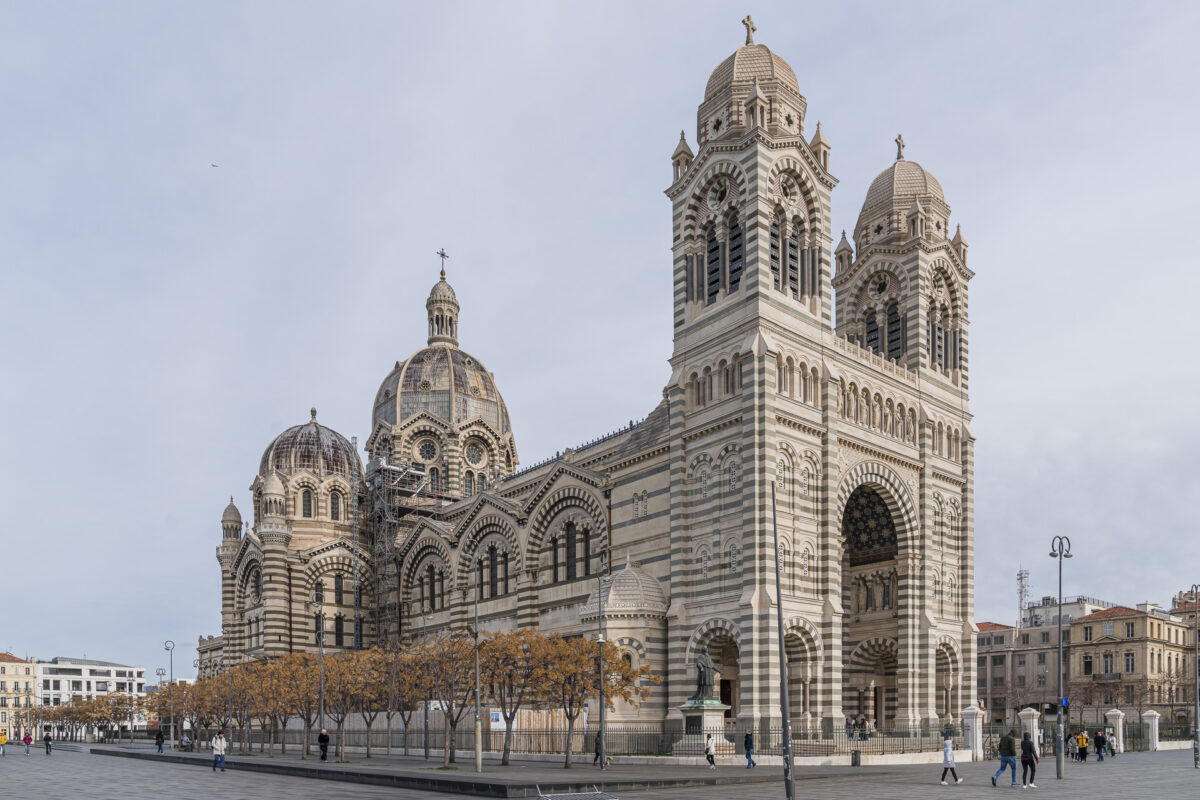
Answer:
(1105, 708, 1125, 753)
(961, 705, 984, 761)
(1142, 709, 1160, 751)
(1018, 706, 1041, 747)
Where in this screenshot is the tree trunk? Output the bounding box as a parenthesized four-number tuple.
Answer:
(563, 715, 574, 768)
(280, 719, 288, 754)
(503, 717, 514, 766)
(386, 714, 393, 756)
(364, 721, 373, 758)
(443, 718, 452, 767)
(338, 722, 346, 762)
(302, 721, 312, 758)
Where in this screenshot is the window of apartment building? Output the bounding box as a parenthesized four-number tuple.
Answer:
(1016, 675, 1026, 687)
(1021, 634, 1029, 645)
(978, 677, 987, 688)
(0, 667, 4, 674)
(41, 680, 49, 690)
(1041, 632, 1050, 643)
(1037, 653, 1046, 665)
(1083, 626, 1093, 642)
(1082, 655, 1093, 675)
(1037, 675, 1046, 688)
(1103, 692, 1113, 705)
(1125, 652, 1135, 673)
(1103, 654, 1114, 673)
(1126, 622, 1135, 638)
(991, 655, 1005, 666)
(52, 680, 60, 690)
(1124, 685, 1134, 704)
(995, 634, 1005, 645)
(992, 676, 1004, 686)
(1103, 623, 1114, 637)
(1017, 655, 1026, 666)
(977, 656, 986, 668)
(1062, 631, 1070, 644)
(0, 698, 6, 708)
(70, 681, 82, 692)
(95, 681, 107, 691)
(0, 681, 6, 691)
(991, 698, 1005, 709)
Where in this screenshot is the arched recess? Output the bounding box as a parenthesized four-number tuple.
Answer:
(455, 515, 521, 588)
(845, 637, 899, 726)
(934, 637, 961, 719)
(784, 617, 823, 723)
(684, 617, 743, 719)
(525, 485, 608, 576)
(400, 535, 453, 613)
(834, 461, 918, 549)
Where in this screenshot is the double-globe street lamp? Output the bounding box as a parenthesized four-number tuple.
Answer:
(1048, 536, 1072, 780)
(163, 640, 175, 753)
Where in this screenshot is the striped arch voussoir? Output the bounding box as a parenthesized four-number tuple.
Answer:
(456, 514, 521, 588)
(525, 486, 606, 572)
(401, 535, 453, 592)
(685, 617, 742, 664)
(835, 461, 917, 547)
(683, 163, 748, 237)
(616, 637, 648, 661)
(303, 552, 369, 594)
(766, 157, 820, 230)
(783, 616, 824, 662)
(847, 636, 899, 672)
(935, 635, 961, 671)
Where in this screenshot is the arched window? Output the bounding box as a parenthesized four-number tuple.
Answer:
(551, 536, 560, 583)
(302, 489, 313, 518)
(479, 474, 488, 492)
(314, 614, 323, 646)
(330, 491, 341, 521)
(313, 580, 324, 604)
(464, 471, 475, 496)
(701, 551, 710, 579)
(700, 471, 709, 498)
(566, 522, 578, 580)
(886, 302, 903, 361)
(864, 310, 880, 354)
(582, 526, 592, 576)
(502, 551, 510, 595)
(334, 615, 345, 648)
(729, 543, 740, 572)
(334, 573, 344, 605)
(706, 227, 721, 304)
(727, 216, 744, 291)
(726, 462, 738, 491)
(354, 616, 363, 649)
(769, 216, 782, 290)
(488, 545, 499, 598)
(787, 226, 801, 297)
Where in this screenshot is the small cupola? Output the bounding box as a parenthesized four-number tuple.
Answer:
(426, 263, 460, 347)
(905, 198, 927, 240)
(743, 76, 767, 130)
(221, 497, 242, 540)
(951, 224, 968, 266)
(835, 230, 853, 274)
(809, 121, 830, 172)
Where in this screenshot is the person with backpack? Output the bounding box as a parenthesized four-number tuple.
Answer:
(744, 730, 756, 769)
(155, 730, 165, 753)
(1020, 731, 1039, 788)
(1075, 729, 1089, 762)
(992, 729, 1018, 787)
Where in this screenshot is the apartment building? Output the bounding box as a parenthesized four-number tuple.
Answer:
(0, 653, 36, 739)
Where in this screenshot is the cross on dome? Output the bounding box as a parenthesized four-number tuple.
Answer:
(895, 133, 905, 161)
(742, 15, 756, 45)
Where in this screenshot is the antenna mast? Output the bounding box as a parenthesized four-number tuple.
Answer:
(1017, 566, 1030, 628)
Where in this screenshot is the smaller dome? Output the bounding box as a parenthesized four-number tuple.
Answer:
(580, 557, 668, 620)
(705, 44, 800, 102)
(855, 157, 948, 240)
(222, 497, 242, 524)
(264, 472, 285, 497)
(259, 408, 362, 480)
(427, 273, 458, 306)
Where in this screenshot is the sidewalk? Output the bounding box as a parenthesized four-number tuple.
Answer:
(91, 741, 861, 798)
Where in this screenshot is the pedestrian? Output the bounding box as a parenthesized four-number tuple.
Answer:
(704, 733, 716, 770)
(941, 731, 963, 784)
(1066, 734, 1076, 761)
(1020, 731, 1039, 788)
(1094, 730, 1105, 762)
(991, 729, 1018, 787)
(155, 730, 165, 754)
(0, 730, 7, 755)
(211, 731, 227, 772)
(1075, 730, 1089, 762)
(43, 732, 52, 755)
(23, 731, 32, 755)
(318, 728, 330, 762)
(181, 731, 190, 752)
(744, 730, 756, 769)
(845, 717, 852, 738)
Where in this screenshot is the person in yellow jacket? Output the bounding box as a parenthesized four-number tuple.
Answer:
(1075, 730, 1090, 761)
(0, 731, 7, 756)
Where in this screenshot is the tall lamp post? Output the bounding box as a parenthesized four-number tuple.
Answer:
(309, 598, 326, 732)
(419, 602, 432, 760)
(1049, 536, 1072, 780)
(1190, 582, 1199, 769)
(222, 625, 233, 736)
(472, 559, 483, 774)
(163, 640, 175, 753)
(596, 558, 608, 771)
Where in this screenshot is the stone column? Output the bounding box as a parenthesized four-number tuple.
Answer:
(1105, 708, 1125, 753)
(961, 705, 984, 762)
(1142, 709, 1160, 751)
(1018, 706, 1041, 746)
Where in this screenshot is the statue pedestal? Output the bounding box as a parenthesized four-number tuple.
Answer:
(673, 699, 733, 756)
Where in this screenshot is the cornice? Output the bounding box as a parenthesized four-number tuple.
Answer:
(608, 444, 671, 473)
(774, 413, 826, 441)
(838, 437, 922, 474)
(683, 415, 744, 444)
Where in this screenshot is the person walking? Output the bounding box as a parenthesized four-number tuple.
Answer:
(0, 730, 7, 756)
(23, 732, 32, 755)
(1066, 734, 1077, 761)
(155, 730, 165, 754)
(991, 729, 1018, 787)
(43, 732, 52, 755)
(1075, 730, 1089, 762)
(318, 729, 330, 762)
(941, 731, 963, 784)
(211, 731, 227, 772)
(1094, 730, 1106, 762)
(704, 733, 716, 770)
(1020, 731, 1039, 788)
(744, 731, 756, 769)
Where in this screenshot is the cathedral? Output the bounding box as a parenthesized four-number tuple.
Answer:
(199, 19, 976, 735)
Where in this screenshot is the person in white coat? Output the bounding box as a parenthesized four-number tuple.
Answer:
(704, 734, 716, 770)
(211, 731, 228, 772)
(941, 732, 963, 784)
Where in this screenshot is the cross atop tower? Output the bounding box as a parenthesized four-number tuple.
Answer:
(742, 15, 756, 45)
(895, 134, 905, 161)
(436, 248, 449, 279)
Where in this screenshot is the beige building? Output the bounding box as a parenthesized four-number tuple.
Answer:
(200, 19, 978, 734)
(0, 653, 34, 739)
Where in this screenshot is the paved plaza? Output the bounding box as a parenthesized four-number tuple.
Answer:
(2, 744, 1196, 799)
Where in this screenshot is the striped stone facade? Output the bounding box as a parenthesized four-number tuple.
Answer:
(199, 25, 976, 734)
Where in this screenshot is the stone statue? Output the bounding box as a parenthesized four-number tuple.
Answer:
(691, 645, 718, 701)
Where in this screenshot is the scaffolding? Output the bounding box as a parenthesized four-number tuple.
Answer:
(366, 455, 447, 645)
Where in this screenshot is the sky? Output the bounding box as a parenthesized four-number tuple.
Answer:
(2, 0, 1198, 678)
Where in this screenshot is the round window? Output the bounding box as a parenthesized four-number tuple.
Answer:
(465, 443, 484, 466)
(418, 441, 437, 462)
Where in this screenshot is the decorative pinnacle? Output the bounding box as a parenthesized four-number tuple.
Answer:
(895, 133, 905, 161)
(742, 15, 756, 45)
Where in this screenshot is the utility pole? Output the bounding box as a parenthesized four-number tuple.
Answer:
(771, 483, 795, 800)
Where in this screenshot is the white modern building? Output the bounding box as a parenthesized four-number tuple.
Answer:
(35, 657, 147, 708)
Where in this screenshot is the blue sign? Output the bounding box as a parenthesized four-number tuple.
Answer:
(1062, 697, 1069, 708)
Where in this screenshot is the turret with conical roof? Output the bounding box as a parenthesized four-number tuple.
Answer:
(426, 266, 460, 347)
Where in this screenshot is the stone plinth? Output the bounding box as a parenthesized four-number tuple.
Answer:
(673, 699, 733, 756)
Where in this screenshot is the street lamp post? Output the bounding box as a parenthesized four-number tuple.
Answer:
(597, 562, 607, 771)
(310, 599, 326, 733)
(163, 641, 175, 753)
(1049, 536, 1072, 780)
(473, 562, 482, 774)
(1191, 582, 1199, 769)
(222, 625, 233, 737)
(420, 602, 432, 760)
